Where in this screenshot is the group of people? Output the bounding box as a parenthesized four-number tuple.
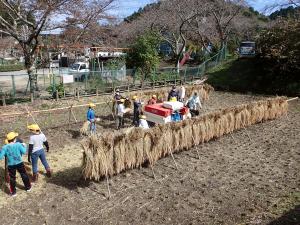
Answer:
(1, 85, 203, 196)
(85, 85, 203, 132)
(0, 124, 51, 196)
(121, 85, 202, 128)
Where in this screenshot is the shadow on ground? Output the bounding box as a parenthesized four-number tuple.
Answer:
(47, 166, 91, 190)
(268, 205, 300, 225)
(67, 129, 81, 139)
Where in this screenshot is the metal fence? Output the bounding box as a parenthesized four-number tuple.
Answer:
(0, 46, 227, 103)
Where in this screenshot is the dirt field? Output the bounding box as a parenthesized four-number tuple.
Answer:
(0, 91, 299, 225)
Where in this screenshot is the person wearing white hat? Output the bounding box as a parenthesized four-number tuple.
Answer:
(139, 115, 149, 129)
(185, 92, 202, 117)
(116, 99, 126, 129)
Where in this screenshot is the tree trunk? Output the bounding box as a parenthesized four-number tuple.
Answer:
(24, 54, 38, 95)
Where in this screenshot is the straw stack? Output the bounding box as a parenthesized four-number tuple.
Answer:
(127, 84, 214, 102)
(81, 97, 288, 180)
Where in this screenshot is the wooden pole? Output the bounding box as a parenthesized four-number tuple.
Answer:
(30, 93, 34, 103)
(287, 97, 298, 102)
(168, 147, 179, 170)
(4, 156, 9, 193)
(2, 94, 6, 106)
(150, 165, 157, 180)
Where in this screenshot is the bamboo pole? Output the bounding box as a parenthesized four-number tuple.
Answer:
(287, 97, 298, 102)
(0, 101, 111, 118)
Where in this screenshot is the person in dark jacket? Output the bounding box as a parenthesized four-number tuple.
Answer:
(132, 96, 142, 127)
(168, 86, 179, 101)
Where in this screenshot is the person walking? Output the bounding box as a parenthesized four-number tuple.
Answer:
(132, 96, 142, 127)
(27, 124, 51, 182)
(116, 99, 125, 130)
(87, 103, 96, 133)
(0, 132, 31, 196)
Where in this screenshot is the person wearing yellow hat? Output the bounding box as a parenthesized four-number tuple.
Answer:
(27, 124, 51, 182)
(0, 132, 31, 196)
(116, 98, 125, 129)
(139, 114, 149, 129)
(148, 95, 157, 105)
(132, 96, 142, 127)
(170, 97, 177, 102)
(87, 103, 96, 133)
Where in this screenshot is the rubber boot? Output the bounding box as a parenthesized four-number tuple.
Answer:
(32, 173, 39, 183)
(46, 169, 52, 178)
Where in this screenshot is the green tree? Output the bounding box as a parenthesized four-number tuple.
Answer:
(126, 32, 161, 84)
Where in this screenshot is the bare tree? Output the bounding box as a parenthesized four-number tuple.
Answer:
(209, 0, 245, 47)
(0, 0, 114, 95)
(147, 0, 200, 70)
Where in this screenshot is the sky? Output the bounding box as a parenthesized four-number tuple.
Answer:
(109, 0, 287, 19)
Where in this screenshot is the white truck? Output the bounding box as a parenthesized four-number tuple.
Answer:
(69, 62, 90, 81)
(238, 41, 256, 58)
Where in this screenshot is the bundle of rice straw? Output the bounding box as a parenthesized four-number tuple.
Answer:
(80, 121, 90, 136)
(126, 84, 214, 102)
(82, 97, 288, 180)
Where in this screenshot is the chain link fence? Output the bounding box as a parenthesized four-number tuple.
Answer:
(0, 46, 227, 104)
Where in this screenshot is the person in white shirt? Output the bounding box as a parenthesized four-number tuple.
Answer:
(139, 115, 149, 129)
(27, 124, 51, 182)
(116, 99, 126, 130)
(185, 92, 202, 117)
(178, 84, 186, 102)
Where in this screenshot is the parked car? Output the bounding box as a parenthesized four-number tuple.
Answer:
(69, 62, 90, 81)
(239, 41, 256, 58)
(50, 60, 59, 68)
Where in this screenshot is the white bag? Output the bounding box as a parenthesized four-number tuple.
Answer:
(163, 101, 184, 111)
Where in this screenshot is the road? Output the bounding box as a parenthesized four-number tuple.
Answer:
(0, 69, 60, 93)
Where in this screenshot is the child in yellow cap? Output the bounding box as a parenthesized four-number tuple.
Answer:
(27, 124, 51, 182)
(0, 132, 31, 196)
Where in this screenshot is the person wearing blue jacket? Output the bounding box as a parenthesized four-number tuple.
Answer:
(87, 103, 96, 133)
(0, 132, 31, 196)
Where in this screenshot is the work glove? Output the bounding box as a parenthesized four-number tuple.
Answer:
(46, 148, 49, 153)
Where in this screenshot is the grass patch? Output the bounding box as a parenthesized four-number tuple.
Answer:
(0, 64, 24, 72)
(207, 58, 259, 93)
(207, 58, 300, 96)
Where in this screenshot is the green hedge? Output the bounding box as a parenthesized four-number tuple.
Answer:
(0, 64, 24, 72)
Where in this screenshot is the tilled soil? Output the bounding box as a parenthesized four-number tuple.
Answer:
(0, 92, 299, 225)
